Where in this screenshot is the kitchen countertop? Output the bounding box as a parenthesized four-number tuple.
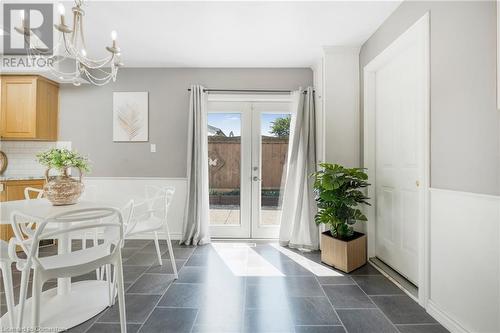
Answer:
(0, 175, 45, 181)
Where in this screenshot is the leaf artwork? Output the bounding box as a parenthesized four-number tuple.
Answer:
(117, 103, 143, 140)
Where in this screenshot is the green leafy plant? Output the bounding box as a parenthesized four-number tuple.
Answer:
(311, 163, 370, 239)
(36, 148, 90, 173)
(270, 115, 291, 137)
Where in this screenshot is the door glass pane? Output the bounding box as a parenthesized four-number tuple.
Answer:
(208, 113, 241, 225)
(260, 113, 290, 226)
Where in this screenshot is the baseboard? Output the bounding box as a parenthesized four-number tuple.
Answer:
(427, 300, 470, 333)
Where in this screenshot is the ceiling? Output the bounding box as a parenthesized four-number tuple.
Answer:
(6, 1, 403, 68)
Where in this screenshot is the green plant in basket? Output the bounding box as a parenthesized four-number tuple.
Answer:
(311, 163, 370, 239)
(36, 148, 90, 173)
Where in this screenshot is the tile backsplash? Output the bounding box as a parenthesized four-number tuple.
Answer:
(0, 141, 72, 177)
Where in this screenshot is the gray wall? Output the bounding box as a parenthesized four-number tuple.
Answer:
(360, 1, 500, 196)
(60, 68, 313, 177)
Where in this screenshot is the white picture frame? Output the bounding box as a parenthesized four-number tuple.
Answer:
(113, 92, 149, 142)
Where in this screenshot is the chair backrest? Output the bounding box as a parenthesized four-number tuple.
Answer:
(125, 187, 175, 235)
(24, 187, 44, 200)
(11, 207, 124, 271)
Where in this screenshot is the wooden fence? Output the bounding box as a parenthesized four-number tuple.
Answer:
(208, 136, 288, 191)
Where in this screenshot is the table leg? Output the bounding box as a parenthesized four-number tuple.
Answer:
(57, 224, 71, 295)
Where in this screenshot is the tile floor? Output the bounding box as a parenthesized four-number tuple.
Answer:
(0, 240, 449, 333)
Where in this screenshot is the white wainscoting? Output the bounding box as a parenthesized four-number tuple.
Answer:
(83, 177, 187, 240)
(429, 188, 500, 333)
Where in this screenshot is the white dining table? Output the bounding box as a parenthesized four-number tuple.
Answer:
(0, 198, 122, 331)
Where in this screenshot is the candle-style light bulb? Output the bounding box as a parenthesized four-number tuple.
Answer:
(19, 10, 25, 21)
(58, 3, 65, 16)
(81, 49, 87, 57)
(111, 30, 117, 41)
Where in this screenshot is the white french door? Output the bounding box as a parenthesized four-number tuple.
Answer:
(207, 97, 292, 239)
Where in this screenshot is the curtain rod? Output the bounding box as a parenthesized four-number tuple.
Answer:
(186, 88, 313, 94)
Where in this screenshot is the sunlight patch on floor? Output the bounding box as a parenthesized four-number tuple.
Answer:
(269, 243, 345, 277)
(211, 242, 285, 277)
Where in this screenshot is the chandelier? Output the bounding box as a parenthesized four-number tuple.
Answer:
(16, 0, 123, 86)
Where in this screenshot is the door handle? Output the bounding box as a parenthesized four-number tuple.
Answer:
(253, 176, 261, 182)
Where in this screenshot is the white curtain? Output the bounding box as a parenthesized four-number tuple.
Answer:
(279, 87, 318, 250)
(180, 85, 211, 246)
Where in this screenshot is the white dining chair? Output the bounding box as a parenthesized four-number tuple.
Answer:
(125, 186, 177, 278)
(11, 208, 128, 332)
(23, 187, 44, 200)
(0, 240, 16, 329)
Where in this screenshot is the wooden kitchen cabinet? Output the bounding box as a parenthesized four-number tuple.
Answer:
(0, 75, 59, 140)
(0, 179, 45, 243)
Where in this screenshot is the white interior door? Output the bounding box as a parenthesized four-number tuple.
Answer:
(207, 97, 292, 239)
(373, 28, 426, 285)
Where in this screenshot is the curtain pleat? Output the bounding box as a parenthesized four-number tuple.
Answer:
(279, 87, 318, 250)
(180, 85, 211, 246)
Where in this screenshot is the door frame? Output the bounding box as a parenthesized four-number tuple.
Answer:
(363, 13, 430, 307)
(207, 94, 293, 239)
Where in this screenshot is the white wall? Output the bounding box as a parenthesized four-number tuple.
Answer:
(428, 188, 500, 333)
(83, 177, 187, 240)
(322, 46, 361, 168)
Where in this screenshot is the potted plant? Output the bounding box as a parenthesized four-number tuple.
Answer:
(37, 148, 90, 206)
(311, 163, 370, 273)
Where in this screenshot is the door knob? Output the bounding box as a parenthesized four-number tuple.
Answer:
(253, 176, 261, 182)
(416, 180, 420, 187)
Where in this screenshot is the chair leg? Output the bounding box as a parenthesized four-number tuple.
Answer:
(153, 232, 163, 266)
(31, 270, 42, 329)
(16, 268, 30, 329)
(163, 224, 178, 279)
(115, 258, 127, 333)
(106, 264, 112, 306)
(0, 262, 15, 329)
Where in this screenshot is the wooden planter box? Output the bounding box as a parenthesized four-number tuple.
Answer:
(321, 231, 367, 273)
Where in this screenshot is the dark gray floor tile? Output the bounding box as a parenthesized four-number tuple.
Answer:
(176, 266, 239, 285)
(122, 265, 149, 283)
(97, 294, 160, 323)
(248, 276, 324, 297)
(86, 323, 141, 333)
(185, 254, 214, 266)
(123, 252, 161, 266)
(295, 326, 346, 333)
(146, 259, 185, 274)
(245, 283, 290, 309)
(191, 324, 242, 333)
(317, 276, 354, 285)
(127, 273, 174, 294)
(121, 248, 140, 259)
(284, 277, 325, 297)
(396, 324, 449, 333)
(158, 283, 203, 308)
(371, 295, 437, 324)
(123, 240, 152, 249)
(140, 307, 197, 333)
(289, 297, 340, 325)
(272, 260, 314, 276)
(352, 276, 405, 295)
(349, 264, 382, 276)
(160, 247, 196, 259)
(192, 244, 217, 256)
(337, 309, 398, 333)
(243, 307, 294, 333)
(323, 285, 376, 309)
(66, 315, 101, 333)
